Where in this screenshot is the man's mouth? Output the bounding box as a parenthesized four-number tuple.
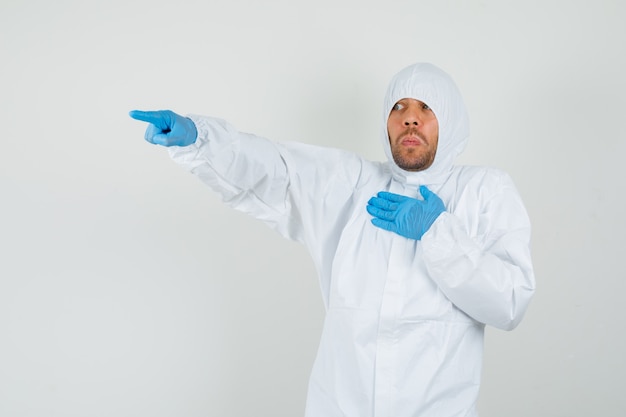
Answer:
(400, 134, 425, 146)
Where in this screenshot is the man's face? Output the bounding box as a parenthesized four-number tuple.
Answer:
(387, 98, 439, 172)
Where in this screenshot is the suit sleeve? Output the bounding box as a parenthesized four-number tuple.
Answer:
(166, 114, 308, 242)
(421, 171, 536, 330)
(166, 114, 365, 252)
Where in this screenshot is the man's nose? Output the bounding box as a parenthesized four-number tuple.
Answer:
(403, 110, 420, 126)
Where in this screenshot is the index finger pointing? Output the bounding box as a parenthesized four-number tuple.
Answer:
(129, 110, 169, 129)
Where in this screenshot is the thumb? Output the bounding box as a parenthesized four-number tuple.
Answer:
(420, 185, 445, 213)
(419, 185, 434, 200)
(420, 185, 444, 205)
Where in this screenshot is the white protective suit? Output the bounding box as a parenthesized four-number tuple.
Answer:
(168, 63, 535, 417)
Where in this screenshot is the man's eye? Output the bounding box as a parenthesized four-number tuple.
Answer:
(392, 103, 404, 111)
(422, 103, 431, 110)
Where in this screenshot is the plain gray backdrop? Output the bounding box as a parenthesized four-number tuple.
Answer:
(1, 0, 624, 416)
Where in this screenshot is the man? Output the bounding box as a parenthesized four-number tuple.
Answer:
(130, 63, 535, 417)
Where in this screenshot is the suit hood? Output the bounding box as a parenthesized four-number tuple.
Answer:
(381, 63, 470, 186)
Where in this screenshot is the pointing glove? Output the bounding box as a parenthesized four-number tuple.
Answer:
(367, 185, 445, 240)
(129, 109, 197, 147)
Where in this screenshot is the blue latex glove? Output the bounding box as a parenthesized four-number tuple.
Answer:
(366, 185, 446, 240)
(129, 109, 197, 147)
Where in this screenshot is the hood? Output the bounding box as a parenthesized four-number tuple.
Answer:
(381, 63, 470, 186)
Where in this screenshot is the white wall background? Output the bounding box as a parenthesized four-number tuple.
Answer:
(1, 0, 624, 416)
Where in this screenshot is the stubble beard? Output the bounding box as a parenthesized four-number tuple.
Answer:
(391, 144, 437, 172)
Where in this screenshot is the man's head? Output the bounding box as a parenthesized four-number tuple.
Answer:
(387, 98, 439, 172)
(381, 63, 469, 183)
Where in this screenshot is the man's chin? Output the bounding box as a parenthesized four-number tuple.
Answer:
(392, 155, 434, 172)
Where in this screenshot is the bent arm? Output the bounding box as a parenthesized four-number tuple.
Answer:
(421, 174, 536, 330)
